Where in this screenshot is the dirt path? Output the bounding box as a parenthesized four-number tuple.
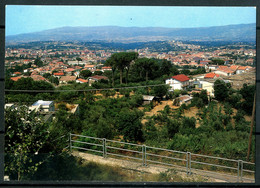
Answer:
(72, 151, 228, 183)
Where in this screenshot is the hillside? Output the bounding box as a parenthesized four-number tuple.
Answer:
(6, 23, 256, 43)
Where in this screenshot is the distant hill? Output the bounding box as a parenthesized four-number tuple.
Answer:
(6, 24, 256, 43)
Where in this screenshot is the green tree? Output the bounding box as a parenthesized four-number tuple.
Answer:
(110, 52, 138, 85)
(239, 84, 255, 114)
(105, 57, 117, 87)
(200, 90, 208, 105)
(117, 108, 144, 142)
(214, 79, 229, 101)
(134, 58, 157, 82)
(80, 70, 92, 79)
(5, 106, 49, 180)
(34, 57, 44, 67)
(76, 57, 82, 65)
(210, 59, 225, 65)
(159, 59, 173, 76)
(151, 85, 169, 100)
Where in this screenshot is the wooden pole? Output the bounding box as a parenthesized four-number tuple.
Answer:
(246, 92, 256, 161)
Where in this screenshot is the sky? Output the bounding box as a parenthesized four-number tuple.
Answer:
(6, 5, 256, 36)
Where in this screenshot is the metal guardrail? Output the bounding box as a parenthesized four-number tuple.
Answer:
(68, 133, 255, 182)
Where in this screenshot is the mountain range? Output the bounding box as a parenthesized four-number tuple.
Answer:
(6, 23, 256, 43)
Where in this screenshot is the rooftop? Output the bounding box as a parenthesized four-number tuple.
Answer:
(32, 100, 54, 106)
(172, 74, 190, 82)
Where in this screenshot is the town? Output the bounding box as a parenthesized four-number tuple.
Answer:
(4, 40, 256, 182)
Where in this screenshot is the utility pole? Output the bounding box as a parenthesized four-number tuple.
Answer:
(246, 92, 256, 161)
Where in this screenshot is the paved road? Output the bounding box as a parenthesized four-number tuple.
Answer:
(72, 151, 254, 183)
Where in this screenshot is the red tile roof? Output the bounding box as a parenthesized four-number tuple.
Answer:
(77, 78, 88, 83)
(102, 66, 112, 69)
(30, 75, 46, 81)
(238, 66, 247, 70)
(172, 74, 190, 82)
(204, 73, 220, 79)
(89, 75, 108, 80)
(10, 77, 22, 81)
(54, 72, 64, 76)
(13, 72, 22, 75)
(230, 65, 240, 71)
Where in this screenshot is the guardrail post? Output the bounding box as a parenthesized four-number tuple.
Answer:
(69, 133, 72, 153)
(103, 138, 106, 158)
(240, 160, 243, 182)
(237, 160, 240, 182)
(142, 145, 146, 166)
(188, 152, 191, 175)
(186, 152, 189, 175)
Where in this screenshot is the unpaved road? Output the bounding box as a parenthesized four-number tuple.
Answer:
(72, 151, 252, 183)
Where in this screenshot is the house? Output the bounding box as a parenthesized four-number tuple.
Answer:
(142, 95, 156, 105)
(236, 66, 247, 74)
(59, 76, 77, 84)
(64, 68, 75, 76)
(173, 95, 193, 106)
(246, 59, 254, 65)
(76, 78, 88, 84)
(208, 65, 218, 71)
(84, 64, 96, 70)
(204, 73, 220, 79)
(88, 75, 108, 86)
(200, 61, 210, 65)
(165, 74, 190, 91)
(30, 100, 55, 113)
(101, 66, 112, 72)
(53, 72, 64, 78)
(215, 66, 235, 76)
(30, 75, 46, 82)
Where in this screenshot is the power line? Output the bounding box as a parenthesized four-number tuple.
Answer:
(4, 84, 167, 93)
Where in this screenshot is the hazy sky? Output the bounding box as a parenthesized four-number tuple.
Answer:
(6, 5, 256, 36)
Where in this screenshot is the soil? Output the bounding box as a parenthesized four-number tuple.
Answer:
(72, 150, 226, 182)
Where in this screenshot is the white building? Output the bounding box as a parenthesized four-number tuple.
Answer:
(165, 74, 190, 91)
(30, 100, 55, 113)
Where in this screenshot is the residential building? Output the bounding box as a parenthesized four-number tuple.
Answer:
(173, 95, 193, 106)
(204, 73, 220, 79)
(76, 78, 88, 84)
(30, 100, 55, 112)
(165, 74, 190, 91)
(59, 76, 77, 84)
(88, 75, 108, 86)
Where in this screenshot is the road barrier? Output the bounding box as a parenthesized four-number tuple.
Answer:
(68, 133, 255, 183)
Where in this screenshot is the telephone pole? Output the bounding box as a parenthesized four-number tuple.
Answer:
(246, 92, 256, 161)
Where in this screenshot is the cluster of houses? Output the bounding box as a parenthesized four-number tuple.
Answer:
(10, 61, 110, 85)
(165, 64, 254, 100)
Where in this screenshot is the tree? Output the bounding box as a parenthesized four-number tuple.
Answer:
(239, 84, 255, 114)
(34, 57, 44, 67)
(135, 58, 158, 82)
(93, 71, 103, 76)
(214, 79, 228, 101)
(210, 59, 225, 65)
(117, 108, 144, 142)
(151, 85, 169, 100)
(43, 73, 51, 79)
(76, 57, 82, 65)
(110, 52, 138, 85)
(80, 70, 92, 79)
(200, 90, 208, 105)
(105, 57, 117, 87)
(5, 106, 49, 180)
(159, 59, 173, 76)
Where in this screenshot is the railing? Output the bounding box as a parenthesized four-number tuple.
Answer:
(68, 133, 255, 183)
